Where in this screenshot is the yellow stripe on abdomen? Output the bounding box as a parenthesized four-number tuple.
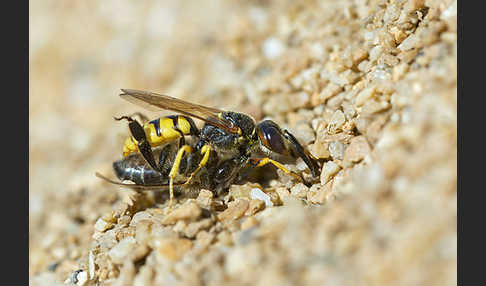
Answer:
(122, 116, 195, 157)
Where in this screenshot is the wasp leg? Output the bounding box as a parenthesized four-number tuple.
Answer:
(127, 112, 150, 124)
(183, 144, 212, 186)
(248, 158, 304, 182)
(168, 145, 193, 208)
(115, 116, 159, 172)
(283, 130, 320, 178)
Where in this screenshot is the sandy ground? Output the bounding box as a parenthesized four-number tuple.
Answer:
(29, 0, 457, 285)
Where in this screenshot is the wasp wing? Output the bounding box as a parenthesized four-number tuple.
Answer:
(95, 172, 170, 191)
(120, 89, 239, 133)
(95, 172, 191, 192)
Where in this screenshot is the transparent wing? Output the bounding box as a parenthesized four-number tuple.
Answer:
(120, 89, 239, 133)
(96, 172, 173, 191)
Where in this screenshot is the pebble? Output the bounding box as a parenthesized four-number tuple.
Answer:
(183, 218, 214, 238)
(196, 189, 213, 209)
(369, 45, 383, 62)
(130, 244, 150, 262)
(320, 161, 341, 185)
(133, 266, 154, 286)
(327, 110, 346, 134)
(246, 199, 266, 216)
(329, 141, 345, 160)
(355, 86, 376, 107)
(88, 251, 95, 279)
(352, 48, 369, 65)
(117, 215, 132, 227)
(217, 199, 249, 222)
(157, 238, 193, 262)
(161, 201, 202, 225)
(113, 261, 135, 286)
(250, 188, 273, 207)
(343, 136, 372, 164)
(361, 99, 390, 116)
(317, 83, 342, 104)
(275, 187, 291, 202)
(309, 142, 331, 159)
(115, 226, 136, 241)
(307, 183, 333, 204)
(263, 37, 285, 59)
(72, 269, 88, 286)
(290, 183, 309, 198)
(108, 237, 137, 264)
(241, 216, 259, 230)
(129, 211, 153, 227)
(94, 218, 113, 233)
(135, 219, 153, 245)
(392, 62, 409, 82)
(291, 124, 315, 145)
(398, 34, 419, 51)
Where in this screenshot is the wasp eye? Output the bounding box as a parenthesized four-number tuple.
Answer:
(256, 120, 288, 155)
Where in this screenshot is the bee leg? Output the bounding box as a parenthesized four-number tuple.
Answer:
(248, 158, 304, 182)
(183, 144, 212, 186)
(168, 145, 193, 208)
(115, 116, 159, 172)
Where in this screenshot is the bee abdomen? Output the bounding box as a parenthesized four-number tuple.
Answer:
(113, 159, 169, 186)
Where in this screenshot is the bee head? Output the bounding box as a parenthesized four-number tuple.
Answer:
(255, 120, 320, 177)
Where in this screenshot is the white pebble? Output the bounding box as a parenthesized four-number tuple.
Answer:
(441, 0, 456, 19)
(329, 141, 345, 160)
(290, 183, 309, 198)
(355, 86, 376, 107)
(108, 237, 137, 264)
(250, 188, 273, 207)
(88, 251, 95, 280)
(320, 161, 341, 185)
(73, 270, 88, 286)
(327, 110, 346, 133)
(94, 218, 112, 233)
(263, 37, 285, 59)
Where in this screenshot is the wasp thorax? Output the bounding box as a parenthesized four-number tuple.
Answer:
(221, 112, 256, 137)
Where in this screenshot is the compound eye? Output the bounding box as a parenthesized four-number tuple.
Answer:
(256, 120, 288, 155)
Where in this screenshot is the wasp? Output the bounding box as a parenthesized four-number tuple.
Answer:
(97, 89, 320, 208)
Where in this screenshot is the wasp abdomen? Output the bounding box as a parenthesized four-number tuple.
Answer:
(122, 115, 199, 157)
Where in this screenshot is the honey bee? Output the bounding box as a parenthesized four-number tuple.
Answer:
(97, 89, 320, 207)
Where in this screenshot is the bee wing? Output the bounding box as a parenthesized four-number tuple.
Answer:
(120, 89, 239, 133)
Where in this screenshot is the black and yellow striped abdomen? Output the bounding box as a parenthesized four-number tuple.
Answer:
(122, 115, 199, 157)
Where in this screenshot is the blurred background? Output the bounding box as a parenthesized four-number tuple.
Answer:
(30, 0, 456, 285)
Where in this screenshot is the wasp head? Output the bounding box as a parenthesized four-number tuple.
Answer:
(255, 120, 320, 177)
